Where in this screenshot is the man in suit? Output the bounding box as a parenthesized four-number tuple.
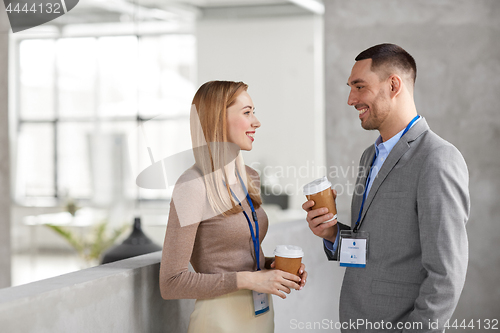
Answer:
(303, 44, 469, 332)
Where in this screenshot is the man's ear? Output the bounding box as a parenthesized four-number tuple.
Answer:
(388, 74, 403, 98)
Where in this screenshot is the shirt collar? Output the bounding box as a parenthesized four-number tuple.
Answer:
(374, 127, 406, 157)
(374, 117, 421, 156)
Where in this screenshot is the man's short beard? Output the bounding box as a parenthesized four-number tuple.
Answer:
(361, 89, 389, 131)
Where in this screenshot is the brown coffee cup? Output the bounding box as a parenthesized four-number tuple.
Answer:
(303, 176, 337, 223)
(273, 245, 304, 276)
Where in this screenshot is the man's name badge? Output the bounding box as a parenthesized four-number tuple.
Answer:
(252, 291, 270, 316)
(339, 230, 369, 268)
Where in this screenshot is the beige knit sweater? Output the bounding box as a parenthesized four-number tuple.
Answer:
(159, 165, 269, 300)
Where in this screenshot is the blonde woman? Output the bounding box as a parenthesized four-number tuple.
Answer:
(160, 81, 307, 332)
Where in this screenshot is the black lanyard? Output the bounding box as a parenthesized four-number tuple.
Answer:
(353, 115, 420, 233)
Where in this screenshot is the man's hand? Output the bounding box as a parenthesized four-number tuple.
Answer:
(302, 189, 339, 243)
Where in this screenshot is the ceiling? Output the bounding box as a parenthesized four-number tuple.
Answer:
(61, 0, 323, 25)
(9, 0, 323, 36)
(148, 0, 290, 7)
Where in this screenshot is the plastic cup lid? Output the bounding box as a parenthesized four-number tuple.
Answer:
(273, 245, 304, 258)
(302, 176, 332, 195)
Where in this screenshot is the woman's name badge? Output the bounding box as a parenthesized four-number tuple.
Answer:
(339, 230, 369, 268)
(252, 291, 270, 316)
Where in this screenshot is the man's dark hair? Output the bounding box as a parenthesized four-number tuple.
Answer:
(355, 43, 417, 86)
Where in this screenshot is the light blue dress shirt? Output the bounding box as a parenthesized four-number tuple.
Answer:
(324, 118, 421, 254)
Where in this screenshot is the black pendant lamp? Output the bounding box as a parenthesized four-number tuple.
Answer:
(101, 217, 162, 264)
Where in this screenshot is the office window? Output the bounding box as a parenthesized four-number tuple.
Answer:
(15, 34, 196, 203)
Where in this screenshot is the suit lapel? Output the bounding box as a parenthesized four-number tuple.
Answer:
(352, 147, 375, 224)
(358, 118, 430, 224)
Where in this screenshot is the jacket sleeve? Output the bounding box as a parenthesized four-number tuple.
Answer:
(323, 222, 352, 261)
(404, 144, 470, 332)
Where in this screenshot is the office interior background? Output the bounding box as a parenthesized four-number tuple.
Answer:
(0, 0, 499, 332)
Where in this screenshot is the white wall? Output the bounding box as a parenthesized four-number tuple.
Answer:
(0, 3, 11, 288)
(196, 16, 338, 331)
(262, 219, 343, 333)
(196, 14, 325, 211)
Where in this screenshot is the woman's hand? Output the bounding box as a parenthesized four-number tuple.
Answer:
(298, 263, 307, 289)
(270, 261, 308, 290)
(237, 269, 301, 299)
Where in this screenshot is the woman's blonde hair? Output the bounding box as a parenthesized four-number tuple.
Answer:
(190, 80, 262, 216)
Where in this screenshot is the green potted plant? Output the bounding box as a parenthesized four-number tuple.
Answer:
(46, 221, 129, 267)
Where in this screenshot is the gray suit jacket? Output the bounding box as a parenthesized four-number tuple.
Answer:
(325, 118, 470, 332)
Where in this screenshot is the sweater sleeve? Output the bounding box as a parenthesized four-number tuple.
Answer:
(159, 174, 238, 300)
